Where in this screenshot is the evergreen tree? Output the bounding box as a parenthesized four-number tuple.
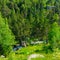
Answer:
(48, 22, 60, 51)
(0, 13, 15, 55)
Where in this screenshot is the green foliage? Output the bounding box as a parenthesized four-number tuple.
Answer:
(0, 0, 59, 43)
(53, 14, 59, 21)
(0, 0, 60, 56)
(0, 14, 15, 55)
(0, 45, 60, 60)
(16, 45, 42, 55)
(48, 22, 60, 50)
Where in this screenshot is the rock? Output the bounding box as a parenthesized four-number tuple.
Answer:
(28, 54, 44, 60)
(1, 55, 5, 58)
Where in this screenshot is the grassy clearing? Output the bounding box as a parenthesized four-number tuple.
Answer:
(0, 44, 60, 60)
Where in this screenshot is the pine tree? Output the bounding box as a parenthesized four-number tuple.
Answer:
(0, 13, 15, 55)
(48, 22, 60, 51)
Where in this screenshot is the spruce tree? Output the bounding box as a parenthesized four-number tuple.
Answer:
(0, 13, 15, 55)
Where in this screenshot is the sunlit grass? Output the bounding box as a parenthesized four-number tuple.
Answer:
(0, 44, 60, 60)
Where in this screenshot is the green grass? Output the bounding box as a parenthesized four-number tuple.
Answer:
(31, 58, 45, 60)
(16, 44, 43, 55)
(0, 44, 60, 60)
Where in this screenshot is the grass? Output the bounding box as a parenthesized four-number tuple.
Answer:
(0, 44, 60, 60)
(16, 44, 43, 54)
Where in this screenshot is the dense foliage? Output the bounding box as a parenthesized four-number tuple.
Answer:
(0, 0, 60, 55)
(0, 13, 15, 55)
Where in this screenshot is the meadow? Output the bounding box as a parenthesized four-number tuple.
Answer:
(0, 44, 60, 60)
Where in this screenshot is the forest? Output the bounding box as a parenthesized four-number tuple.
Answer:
(0, 0, 60, 60)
